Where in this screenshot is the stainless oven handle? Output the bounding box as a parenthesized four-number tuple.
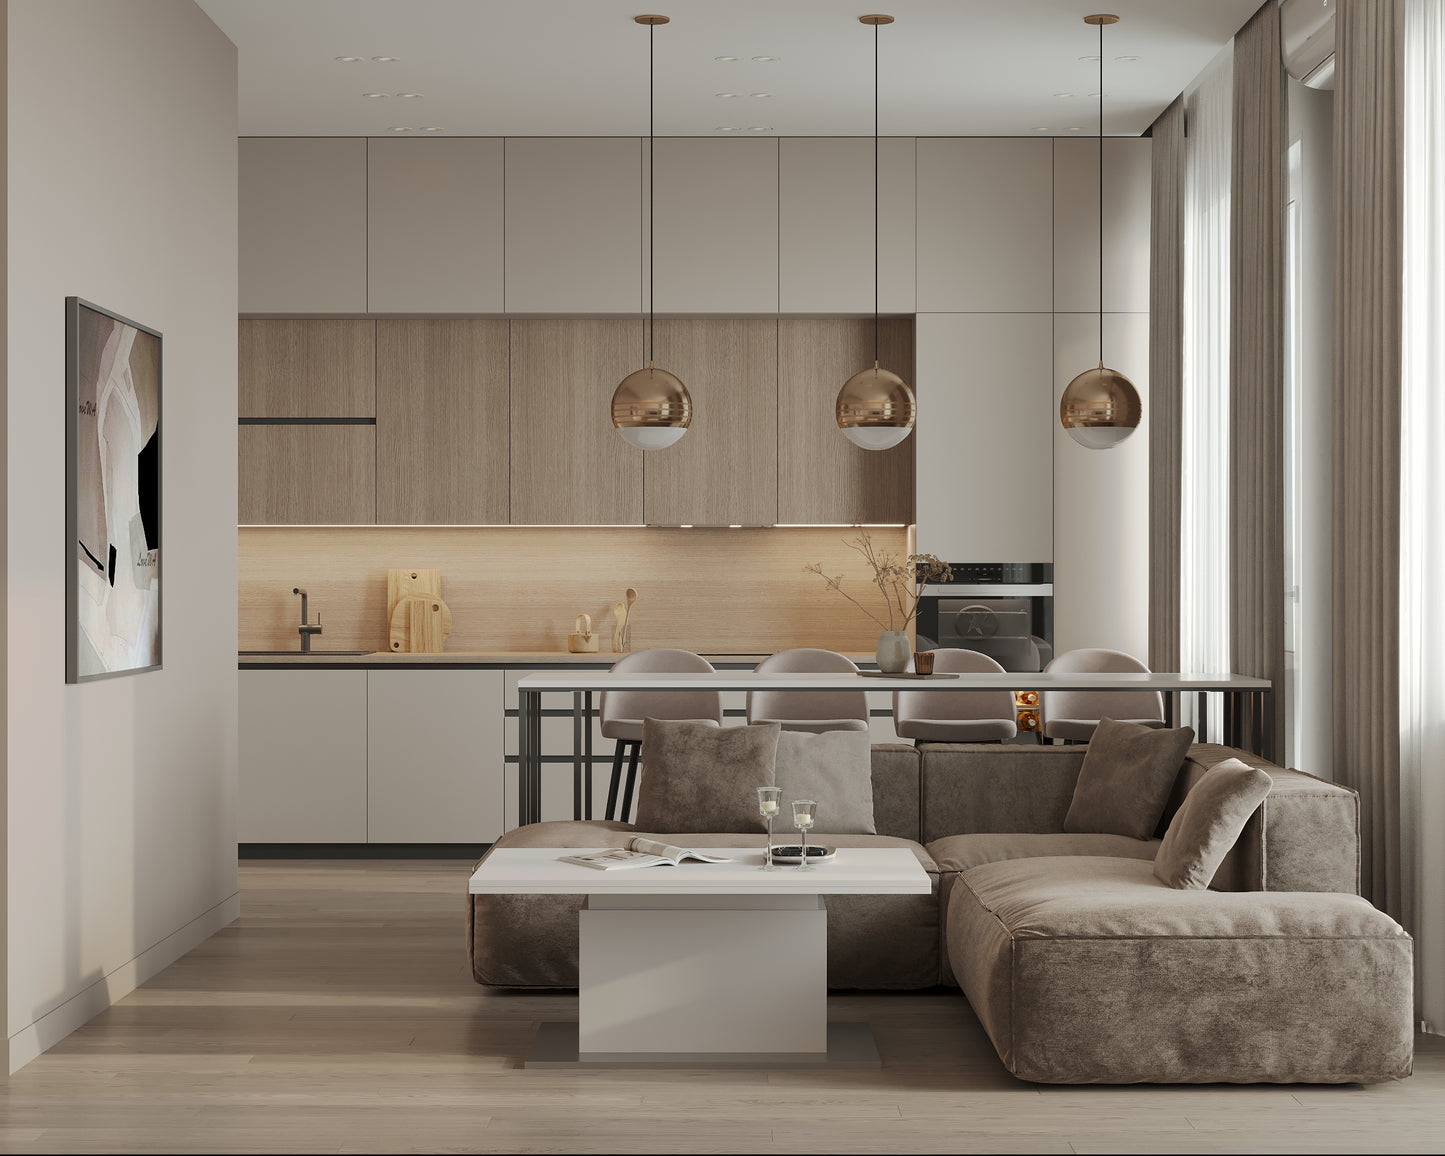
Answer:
(920, 584, 1054, 597)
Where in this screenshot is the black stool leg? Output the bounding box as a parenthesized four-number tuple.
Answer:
(619, 742, 642, 823)
(604, 743, 625, 821)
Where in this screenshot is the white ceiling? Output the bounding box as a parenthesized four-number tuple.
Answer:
(198, 0, 1259, 138)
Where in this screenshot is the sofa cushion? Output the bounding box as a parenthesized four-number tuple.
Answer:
(775, 729, 876, 834)
(920, 744, 1087, 843)
(947, 855, 1414, 1084)
(1064, 718, 1195, 839)
(1154, 757, 1272, 889)
(468, 822, 940, 990)
(928, 831, 1160, 987)
(870, 744, 921, 842)
(633, 718, 779, 833)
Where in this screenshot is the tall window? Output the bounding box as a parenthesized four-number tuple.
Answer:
(1180, 48, 1233, 740)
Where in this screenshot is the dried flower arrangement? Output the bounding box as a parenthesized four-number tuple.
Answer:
(805, 531, 952, 632)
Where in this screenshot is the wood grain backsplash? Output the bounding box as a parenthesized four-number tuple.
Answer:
(239, 525, 915, 654)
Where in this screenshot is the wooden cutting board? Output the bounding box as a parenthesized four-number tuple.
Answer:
(388, 594, 452, 653)
(387, 569, 441, 626)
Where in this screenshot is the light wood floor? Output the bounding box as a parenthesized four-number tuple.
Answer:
(0, 861, 1441, 1155)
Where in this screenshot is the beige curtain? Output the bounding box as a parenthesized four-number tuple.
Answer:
(1229, 2, 1286, 762)
(1148, 98, 1185, 675)
(1333, 0, 1403, 917)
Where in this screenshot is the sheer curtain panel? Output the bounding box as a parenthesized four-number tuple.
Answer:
(1401, 0, 1444, 1033)
(1181, 48, 1233, 740)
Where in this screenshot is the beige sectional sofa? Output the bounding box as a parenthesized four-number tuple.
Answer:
(468, 741, 1414, 1083)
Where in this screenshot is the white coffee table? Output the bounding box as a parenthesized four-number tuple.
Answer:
(468, 846, 932, 1068)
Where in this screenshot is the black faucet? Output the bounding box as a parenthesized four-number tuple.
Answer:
(293, 587, 323, 653)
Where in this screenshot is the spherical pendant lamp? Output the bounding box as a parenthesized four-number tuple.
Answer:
(1060, 14, 1141, 450)
(836, 15, 915, 452)
(611, 15, 693, 451)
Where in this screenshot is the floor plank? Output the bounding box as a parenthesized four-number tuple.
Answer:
(0, 860, 1439, 1155)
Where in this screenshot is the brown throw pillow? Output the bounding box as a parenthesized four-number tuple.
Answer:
(633, 719, 780, 833)
(1153, 757, 1273, 889)
(1062, 717, 1195, 840)
(774, 730, 876, 834)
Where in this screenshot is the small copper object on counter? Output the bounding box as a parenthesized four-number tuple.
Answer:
(913, 650, 935, 675)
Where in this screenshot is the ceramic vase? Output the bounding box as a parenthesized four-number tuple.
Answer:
(876, 630, 911, 674)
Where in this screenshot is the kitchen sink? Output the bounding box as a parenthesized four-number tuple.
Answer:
(238, 650, 373, 657)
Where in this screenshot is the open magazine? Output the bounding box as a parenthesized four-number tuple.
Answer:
(559, 837, 733, 871)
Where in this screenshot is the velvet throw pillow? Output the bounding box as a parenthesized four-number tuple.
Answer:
(633, 718, 780, 834)
(774, 729, 876, 834)
(1154, 757, 1273, 889)
(1062, 717, 1195, 840)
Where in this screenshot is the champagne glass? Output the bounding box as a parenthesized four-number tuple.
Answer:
(791, 799, 817, 871)
(757, 786, 782, 870)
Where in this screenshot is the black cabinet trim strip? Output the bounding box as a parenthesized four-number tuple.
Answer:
(239, 416, 377, 425)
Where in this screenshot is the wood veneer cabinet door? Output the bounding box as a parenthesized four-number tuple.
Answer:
(239, 320, 376, 418)
(643, 320, 778, 526)
(777, 318, 915, 525)
(239, 425, 376, 525)
(368, 138, 504, 313)
(504, 138, 643, 314)
(239, 138, 368, 313)
(376, 320, 509, 524)
(509, 319, 644, 525)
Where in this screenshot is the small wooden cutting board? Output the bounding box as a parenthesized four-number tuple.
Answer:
(389, 594, 452, 653)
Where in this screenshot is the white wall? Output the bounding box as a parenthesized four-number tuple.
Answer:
(4, 0, 238, 1070)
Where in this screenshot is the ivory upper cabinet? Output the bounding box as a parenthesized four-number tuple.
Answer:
(505, 138, 642, 314)
(779, 138, 916, 314)
(1052, 138, 1152, 314)
(916, 139, 1053, 313)
(240, 138, 367, 314)
(368, 138, 504, 313)
(651, 139, 779, 314)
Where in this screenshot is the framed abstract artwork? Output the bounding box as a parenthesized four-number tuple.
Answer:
(66, 297, 162, 683)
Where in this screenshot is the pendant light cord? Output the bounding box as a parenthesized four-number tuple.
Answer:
(649, 22, 656, 368)
(1097, 20, 1104, 367)
(874, 19, 880, 367)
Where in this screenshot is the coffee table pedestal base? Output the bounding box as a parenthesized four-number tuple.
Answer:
(525, 1020, 881, 1069)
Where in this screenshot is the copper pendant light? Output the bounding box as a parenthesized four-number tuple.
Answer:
(1060, 14, 1141, 450)
(611, 14, 692, 451)
(836, 14, 916, 452)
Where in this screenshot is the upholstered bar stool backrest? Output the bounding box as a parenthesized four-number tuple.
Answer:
(598, 649, 723, 740)
(745, 648, 870, 732)
(1040, 647, 1165, 740)
(893, 648, 1017, 731)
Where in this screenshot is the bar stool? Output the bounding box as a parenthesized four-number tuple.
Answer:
(745, 648, 870, 733)
(892, 648, 1018, 743)
(1040, 647, 1166, 743)
(599, 649, 723, 822)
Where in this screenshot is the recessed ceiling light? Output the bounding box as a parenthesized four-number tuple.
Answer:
(749, 92, 772, 98)
(362, 92, 388, 98)
(388, 126, 412, 132)
(715, 126, 740, 132)
(1033, 126, 1050, 132)
(716, 92, 739, 98)
(1087, 91, 1108, 98)
(751, 55, 779, 62)
(1115, 55, 1141, 62)
(1078, 55, 1100, 63)
(397, 93, 422, 99)
(1054, 92, 1075, 99)
(334, 56, 363, 63)
(714, 55, 739, 62)
(421, 126, 444, 132)
(371, 56, 400, 63)
(747, 125, 772, 132)
(1067, 126, 1084, 132)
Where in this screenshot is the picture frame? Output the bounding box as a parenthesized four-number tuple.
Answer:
(66, 297, 163, 683)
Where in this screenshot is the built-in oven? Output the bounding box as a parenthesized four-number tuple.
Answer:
(914, 563, 1054, 735)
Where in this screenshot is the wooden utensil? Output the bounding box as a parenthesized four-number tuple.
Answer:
(623, 587, 637, 644)
(612, 601, 627, 653)
(388, 594, 452, 653)
(387, 568, 441, 626)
